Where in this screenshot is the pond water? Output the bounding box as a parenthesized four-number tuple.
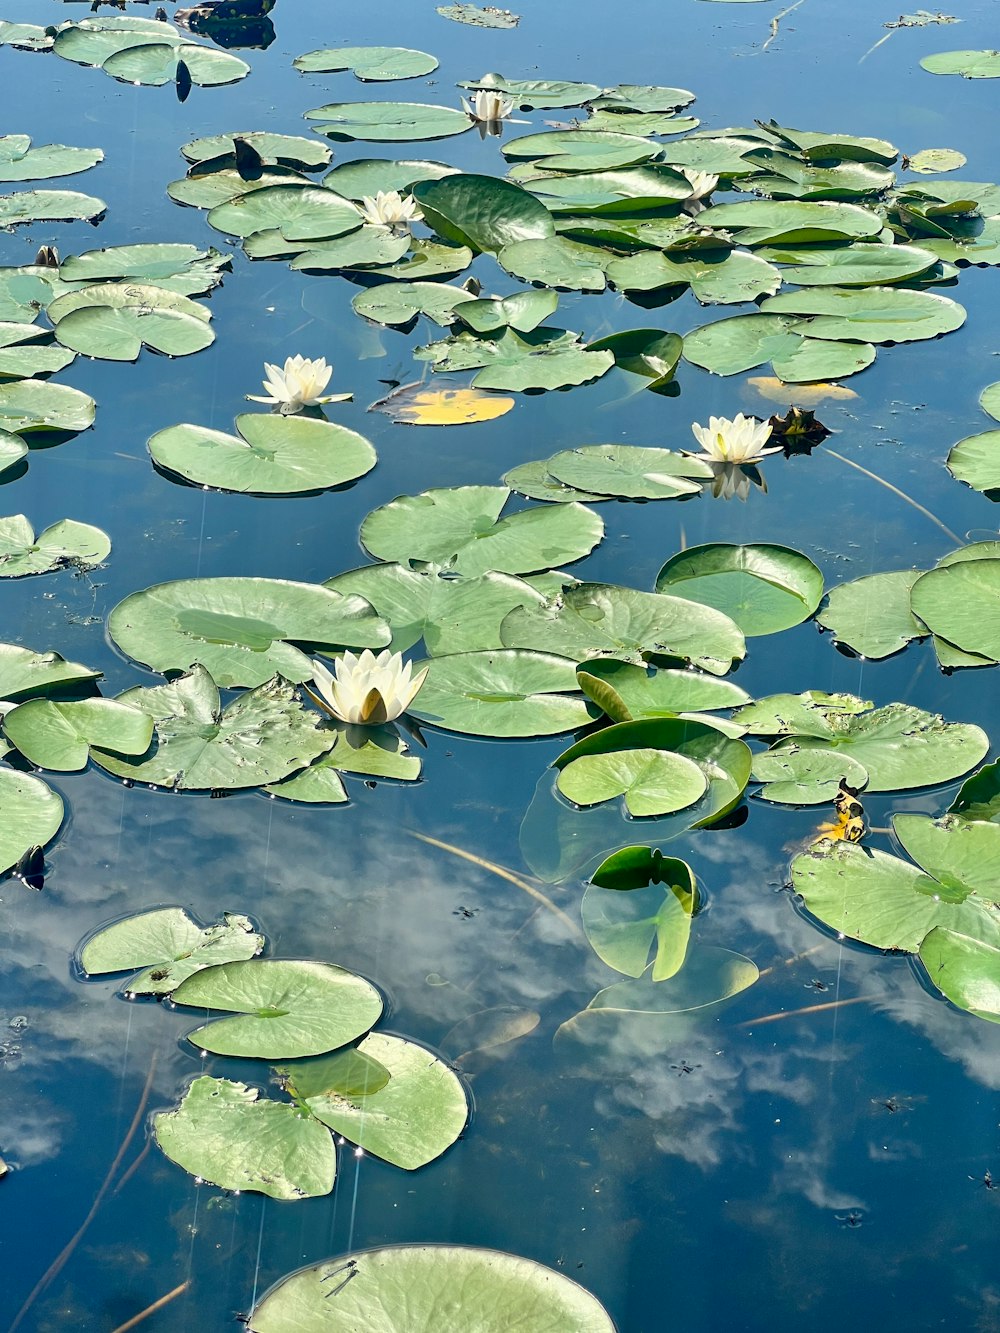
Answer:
(1, 0, 999, 1329)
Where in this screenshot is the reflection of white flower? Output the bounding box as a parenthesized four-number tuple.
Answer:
(462, 89, 517, 123)
(357, 190, 422, 233)
(247, 355, 352, 414)
(707, 461, 767, 502)
(688, 413, 782, 464)
(680, 167, 719, 216)
(308, 650, 429, 726)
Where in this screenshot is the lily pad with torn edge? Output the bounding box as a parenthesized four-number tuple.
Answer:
(0, 515, 109, 577)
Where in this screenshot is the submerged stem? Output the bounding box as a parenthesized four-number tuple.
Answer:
(822, 447, 961, 545)
(763, 0, 807, 51)
(408, 830, 584, 940)
(108, 1282, 189, 1333)
(737, 994, 875, 1027)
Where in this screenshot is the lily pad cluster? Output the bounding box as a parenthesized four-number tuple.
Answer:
(77, 910, 469, 1195)
(817, 541, 1000, 667)
(791, 764, 1000, 1024)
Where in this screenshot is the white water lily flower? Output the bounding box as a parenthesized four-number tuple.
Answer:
(680, 167, 719, 216)
(462, 89, 517, 123)
(308, 650, 429, 726)
(247, 355, 352, 414)
(357, 190, 423, 233)
(688, 413, 782, 464)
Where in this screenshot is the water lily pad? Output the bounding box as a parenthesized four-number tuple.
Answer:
(58, 243, 231, 297)
(302, 1032, 468, 1169)
(407, 649, 595, 736)
(752, 747, 870, 805)
(758, 122, 898, 165)
(3, 698, 153, 772)
(909, 148, 967, 174)
(0, 768, 63, 875)
(946, 431, 1000, 496)
(894, 813, 1000, 903)
(248, 1247, 615, 1332)
(0, 323, 75, 378)
(759, 286, 966, 344)
(207, 184, 361, 241)
(288, 228, 411, 271)
(558, 746, 708, 816)
(53, 15, 182, 66)
(502, 458, 603, 503)
(583, 330, 683, 388)
(503, 129, 659, 172)
(456, 289, 558, 334)
(371, 381, 515, 427)
(919, 928, 1000, 1022)
(0, 515, 109, 576)
(91, 668, 334, 790)
(437, 3, 521, 26)
(172, 958, 383, 1058)
(760, 241, 938, 287)
(543, 445, 711, 500)
(950, 761, 1000, 824)
(413, 174, 554, 253)
(654, 544, 823, 636)
(682, 312, 877, 382)
(149, 414, 376, 495)
(168, 167, 311, 212)
(0, 379, 95, 434)
(360, 485, 603, 577)
(816, 569, 926, 658)
(277, 1047, 391, 1101)
(698, 199, 883, 245)
(0, 644, 99, 700)
(909, 558, 1000, 663)
(0, 189, 106, 227)
(108, 577, 389, 688)
(324, 158, 457, 200)
(47, 282, 214, 361)
(352, 281, 477, 328)
(577, 660, 750, 721)
(154, 1076, 336, 1200)
(416, 326, 614, 391)
(583, 855, 695, 980)
(498, 236, 609, 292)
(584, 944, 759, 1014)
(0, 20, 53, 50)
(305, 102, 471, 142)
(459, 73, 602, 109)
(294, 46, 438, 80)
(0, 136, 103, 183)
(500, 582, 746, 675)
(921, 50, 1000, 78)
(589, 84, 695, 113)
(182, 133, 332, 171)
(101, 41, 249, 87)
(79, 908, 263, 996)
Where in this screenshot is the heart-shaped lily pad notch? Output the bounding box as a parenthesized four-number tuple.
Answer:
(149, 414, 377, 495)
(79, 907, 264, 996)
(90, 668, 334, 791)
(247, 1246, 616, 1332)
(172, 958, 384, 1059)
(0, 768, 63, 875)
(557, 747, 708, 816)
(154, 1076, 337, 1200)
(0, 515, 110, 577)
(294, 46, 439, 81)
(108, 577, 389, 688)
(48, 283, 214, 362)
(655, 543, 824, 636)
(295, 1032, 469, 1169)
(3, 697, 153, 772)
(583, 853, 696, 981)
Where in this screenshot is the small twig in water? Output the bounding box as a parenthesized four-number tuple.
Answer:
(763, 0, 807, 52)
(822, 447, 961, 545)
(738, 994, 875, 1027)
(112, 1137, 152, 1196)
(756, 941, 826, 979)
(108, 1282, 189, 1333)
(408, 830, 584, 940)
(9, 1055, 159, 1333)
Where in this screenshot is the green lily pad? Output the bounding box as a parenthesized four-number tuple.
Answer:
(909, 558, 1000, 664)
(582, 859, 696, 981)
(543, 445, 711, 500)
(947, 431, 1000, 496)
(576, 660, 750, 721)
(0, 135, 103, 183)
(47, 283, 214, 361)
(589, 84, 695, 113)
(149, 414, 377, 496)
(558, 746, 708, 816)
(733, 690, 874, 738)
(921, 50, 1000, 78)
(305, 102, 472, 142)
(416, 326, 614, 391)
(360, 485, 603, 577)
(277, 1047, 391, 1100)
(0, 379, 95, 434)
(407, 649, 595, 736)
(655, 543, 823, 636)
(0, 768, 63, 875)
(950, 761, 1000, 824)
(3, 698, 152, 772)
(502, 458, 603, 504)
(168, 167, 311, 212)
(919, 928, 1000, 1022)
(759, 286, 966, 344)
(500, 582, 746, 675)
(909, 148, 967, 174)
(498, 236, 609, 292)
(323, 158, 457, 200)
(682, 312, 877, 382)
(0, 323, 75, 378)
(182, 133, 332, 171)
(502, 129, 659, 172)
(584, 331, 683, 388)
(458, 73, 603, 109)
(698, 199, 883, 245)
(269, 724, 421, 798)
(352, 281, 477, 328)
(758, 121, 898, 164)
(0, 430, 25, 474)
(752, 747, 870, 805)
(980, 382, 1000, 422)
(247, 1247, 616, 1332)
(0, 189, 106, 227)
(413, 174, 554, 253)
(816, 569, 926, 658)
(153, 1076, 336, 1201)
(52, 15, 179, 65)
(58, 243, 231, 297)
(0, 21, 54, 51)
(79, 908, 263, 996)
(207, 184, 361, 241)
(302, 1032, 468, 1169)
(0, 644, 99, 700)
(294, 46, 438, 80)
(288, 228, 411, 271)
(608, 250, 781, 305)
(760, 241, 938, 287)
(0, 515, 109, 576)
(456, 289, 559, 334)
(101, 41, 249, 87)
(437, 3, 521, 25)
(172, 958, 383, 1059)
(108, 577, 389, 688)
(894, 813, 1000, 903)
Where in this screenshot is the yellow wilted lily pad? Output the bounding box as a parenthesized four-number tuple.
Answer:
(371, 379, 515, 426)
(746, 375, 859, 406)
